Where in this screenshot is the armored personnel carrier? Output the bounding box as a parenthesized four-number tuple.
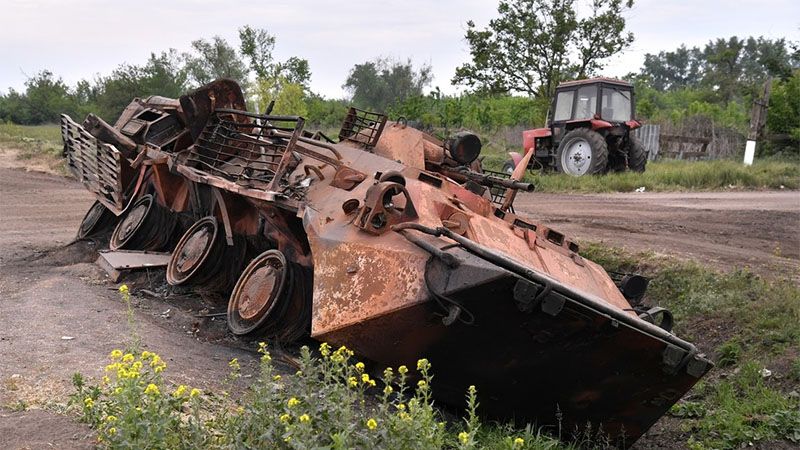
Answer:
(61, 79, 711, 447)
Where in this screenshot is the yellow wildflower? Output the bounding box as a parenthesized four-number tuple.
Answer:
(258, 342, 268, 353)
(141, 351, 152, 360)
(458, 432, 469, 444)
(398, 365, 408, 375)
(228, 358, 240, 371)
(348, 376, 358, 388)
(173, 385, 187, 397)
(144, 383, 160, 396)
(109, 349, 123, 360)
(105, 415, 117, 423)
(113, 387, 123, 395)
(118, 284, 129, 294)
(131, 361, 143, 372)
(105, 363, 119, 372)
(122, 353, 134, 363)
(279, 413, 291, 424)
(287, 397, 300, 408)
(319, 342, 331, 357)
(366, 418, 377, 430)
(396, 403, 406, 411)
(417, 358, 429, 371)
(190, 388, 201, 398)
(417, 380, 428, 390)
(361, 373, 371, 383)
(150, 355, 162, 367)
(513, 437, 525, 448)
(84, 397, 94, 408)
(101, 376, 110, 385)
(383, 367, 394, 379)
(273, 375, 282, 381)
(108, 427, 117, 436)
(299, 414, 310, 423)
(383, 385, 393, 395)
(355, 362, 365, 372)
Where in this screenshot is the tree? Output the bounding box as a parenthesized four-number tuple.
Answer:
(239, 25, 311, 87)
(640, 45, 704, 91)
(185, 36, 249, 86)
(343, 58, 432, 112)
(453, 0, 634, 98)
(95, 50, 189, 120)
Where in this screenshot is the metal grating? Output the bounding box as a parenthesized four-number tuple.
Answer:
(483, 168, 515, 213)
(60, 114, 126, 213)
(187, 109, 305, 191)
(338, 107, 387, 149)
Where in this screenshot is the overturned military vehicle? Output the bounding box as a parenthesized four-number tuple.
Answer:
(61, 79, 711, 447)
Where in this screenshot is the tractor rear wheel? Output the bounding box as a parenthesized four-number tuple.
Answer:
(502, 160, 515, 175)
(555, 128, 608, 176)
(628, 135, 647, 173)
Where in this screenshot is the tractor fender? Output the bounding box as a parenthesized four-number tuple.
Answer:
(508, 151, 524, 168)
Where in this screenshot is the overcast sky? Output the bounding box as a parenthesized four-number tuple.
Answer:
(1, 0, 798, 98)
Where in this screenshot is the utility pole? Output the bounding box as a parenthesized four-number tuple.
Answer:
(744, 77, 772, 165)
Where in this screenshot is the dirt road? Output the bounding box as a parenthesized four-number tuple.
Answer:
(1, 164, 797, 448)
(0, 166, 259, 448)
(515, 190, 800, 279)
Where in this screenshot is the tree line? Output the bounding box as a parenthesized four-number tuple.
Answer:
(1, 0, 798, 152)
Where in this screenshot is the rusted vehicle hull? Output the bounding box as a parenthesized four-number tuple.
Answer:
(60, 79, 711, 448)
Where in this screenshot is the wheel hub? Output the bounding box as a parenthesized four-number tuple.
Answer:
(175, 227, 211, 272)
(562, 138, 592, 176)
(227, 250, 290, 335)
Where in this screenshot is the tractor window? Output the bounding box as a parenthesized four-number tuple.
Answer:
(601, 88, 632, 122)
(553, 91, 574, 121)
(574, 86, 597, 120)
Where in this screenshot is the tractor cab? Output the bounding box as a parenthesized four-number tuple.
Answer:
(507, 77, 645, 177)
(551, 78, 634, 129)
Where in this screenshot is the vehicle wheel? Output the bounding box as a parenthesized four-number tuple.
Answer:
(77, 201, 117, 239)
(167, 216, 247, 291)
(227, 250, 311, 341)
(167, 216, 224, 286)
(555, 128, 608, 176)
(501, 159, 515, 175)
(628, 135, 647, 173)
(109, 194, 177, 251)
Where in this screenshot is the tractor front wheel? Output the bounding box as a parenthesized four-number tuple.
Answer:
(555, 128, 608, 176)
(502, 159, 515, 175)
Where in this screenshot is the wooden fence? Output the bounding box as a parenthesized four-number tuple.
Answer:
(635, 118, 745, 161)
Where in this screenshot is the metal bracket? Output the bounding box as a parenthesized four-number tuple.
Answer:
(211, 188, 234, 246)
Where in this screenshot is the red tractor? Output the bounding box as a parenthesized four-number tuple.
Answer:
(503, 77, 647, 176)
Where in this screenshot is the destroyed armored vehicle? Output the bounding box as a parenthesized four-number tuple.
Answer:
(61, 79, 710, 447)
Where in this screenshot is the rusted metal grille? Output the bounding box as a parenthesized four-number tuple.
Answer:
(60, 114, 125, 213)
(338, 107, 387, 149)
(482, 168, 515, 213)
(187, 109, 305, 191)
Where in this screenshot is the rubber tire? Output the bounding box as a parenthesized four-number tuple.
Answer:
(501, 160, 515, 175)
(628, 135, 647, 173)
(555, 128, 608, 176)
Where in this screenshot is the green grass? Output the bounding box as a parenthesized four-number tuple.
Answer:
(581, 243, 800, 449)
(0, 123, 64, 172)
(481, 148, 800, 192)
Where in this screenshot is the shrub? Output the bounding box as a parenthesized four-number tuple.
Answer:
(71, 343, 563, 449)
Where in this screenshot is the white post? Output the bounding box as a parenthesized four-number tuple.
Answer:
(744, 140, 756, 166)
